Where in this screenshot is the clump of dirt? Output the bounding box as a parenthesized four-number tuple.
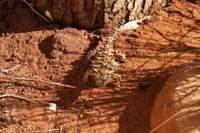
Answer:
(0, 0, 200, 132)
(39, 30, 88, 59)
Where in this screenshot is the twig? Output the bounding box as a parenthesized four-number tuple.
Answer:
(150, 110, 183, 133)
(35, 128, 60, 133)
(184, 65, 200, 73)
(133, 34, 200, 79)
(0, 65, 21, 74)
(0, 75, 76, 89)
(0, 93, 39, 105)
(35, 124, 65, 133)
(150, 100, 199, 133)
(126, 48, 200, 64)
(71, 107, 80, 112)
(22, 0, 50, 23)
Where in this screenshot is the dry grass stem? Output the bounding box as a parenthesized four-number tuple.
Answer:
(133, 34, 200, 79)
(0, 75, 76, 89)
(0, 65, 21, 73)
(0, 93, 39, 105)
(150, 110, 183, 133)
(22, 0, 50, 23)
(35, 128, 61, 133)
(150, 100, 199, 133)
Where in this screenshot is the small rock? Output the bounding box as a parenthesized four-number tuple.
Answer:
(49, 50, 58, 59)
(49, 32, 87, 55)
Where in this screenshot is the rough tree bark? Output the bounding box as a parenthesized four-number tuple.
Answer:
(34, 0, 165, 30)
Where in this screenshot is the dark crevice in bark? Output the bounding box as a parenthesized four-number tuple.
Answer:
(94, 0, 105, 29)
(142, 0, 146, 9)
(111, 0, 117, 12)
(142, 0, 146, 13)
(60, 0, 68, 24)
(69, 0, 74, 27)
(125, 0, 130, 23)
(84, 0, 87, 11)
(50, 0, 53, 13)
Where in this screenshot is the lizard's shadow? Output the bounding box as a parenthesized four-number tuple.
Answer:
(54, 35, 101, 109)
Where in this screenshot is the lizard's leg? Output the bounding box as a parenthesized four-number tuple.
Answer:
(82, 69, 93, 83)
(112, 73, 121, 91)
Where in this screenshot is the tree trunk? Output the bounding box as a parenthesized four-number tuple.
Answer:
(34, 0, 165, 30)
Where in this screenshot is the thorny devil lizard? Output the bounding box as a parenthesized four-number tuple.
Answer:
(82, 29, 126, 91)
(82, 15, 154, 90)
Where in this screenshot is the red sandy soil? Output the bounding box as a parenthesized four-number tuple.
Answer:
(0, 0, 200, 132)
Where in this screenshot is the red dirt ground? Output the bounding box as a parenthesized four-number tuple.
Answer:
(0, 0, 200, 132)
